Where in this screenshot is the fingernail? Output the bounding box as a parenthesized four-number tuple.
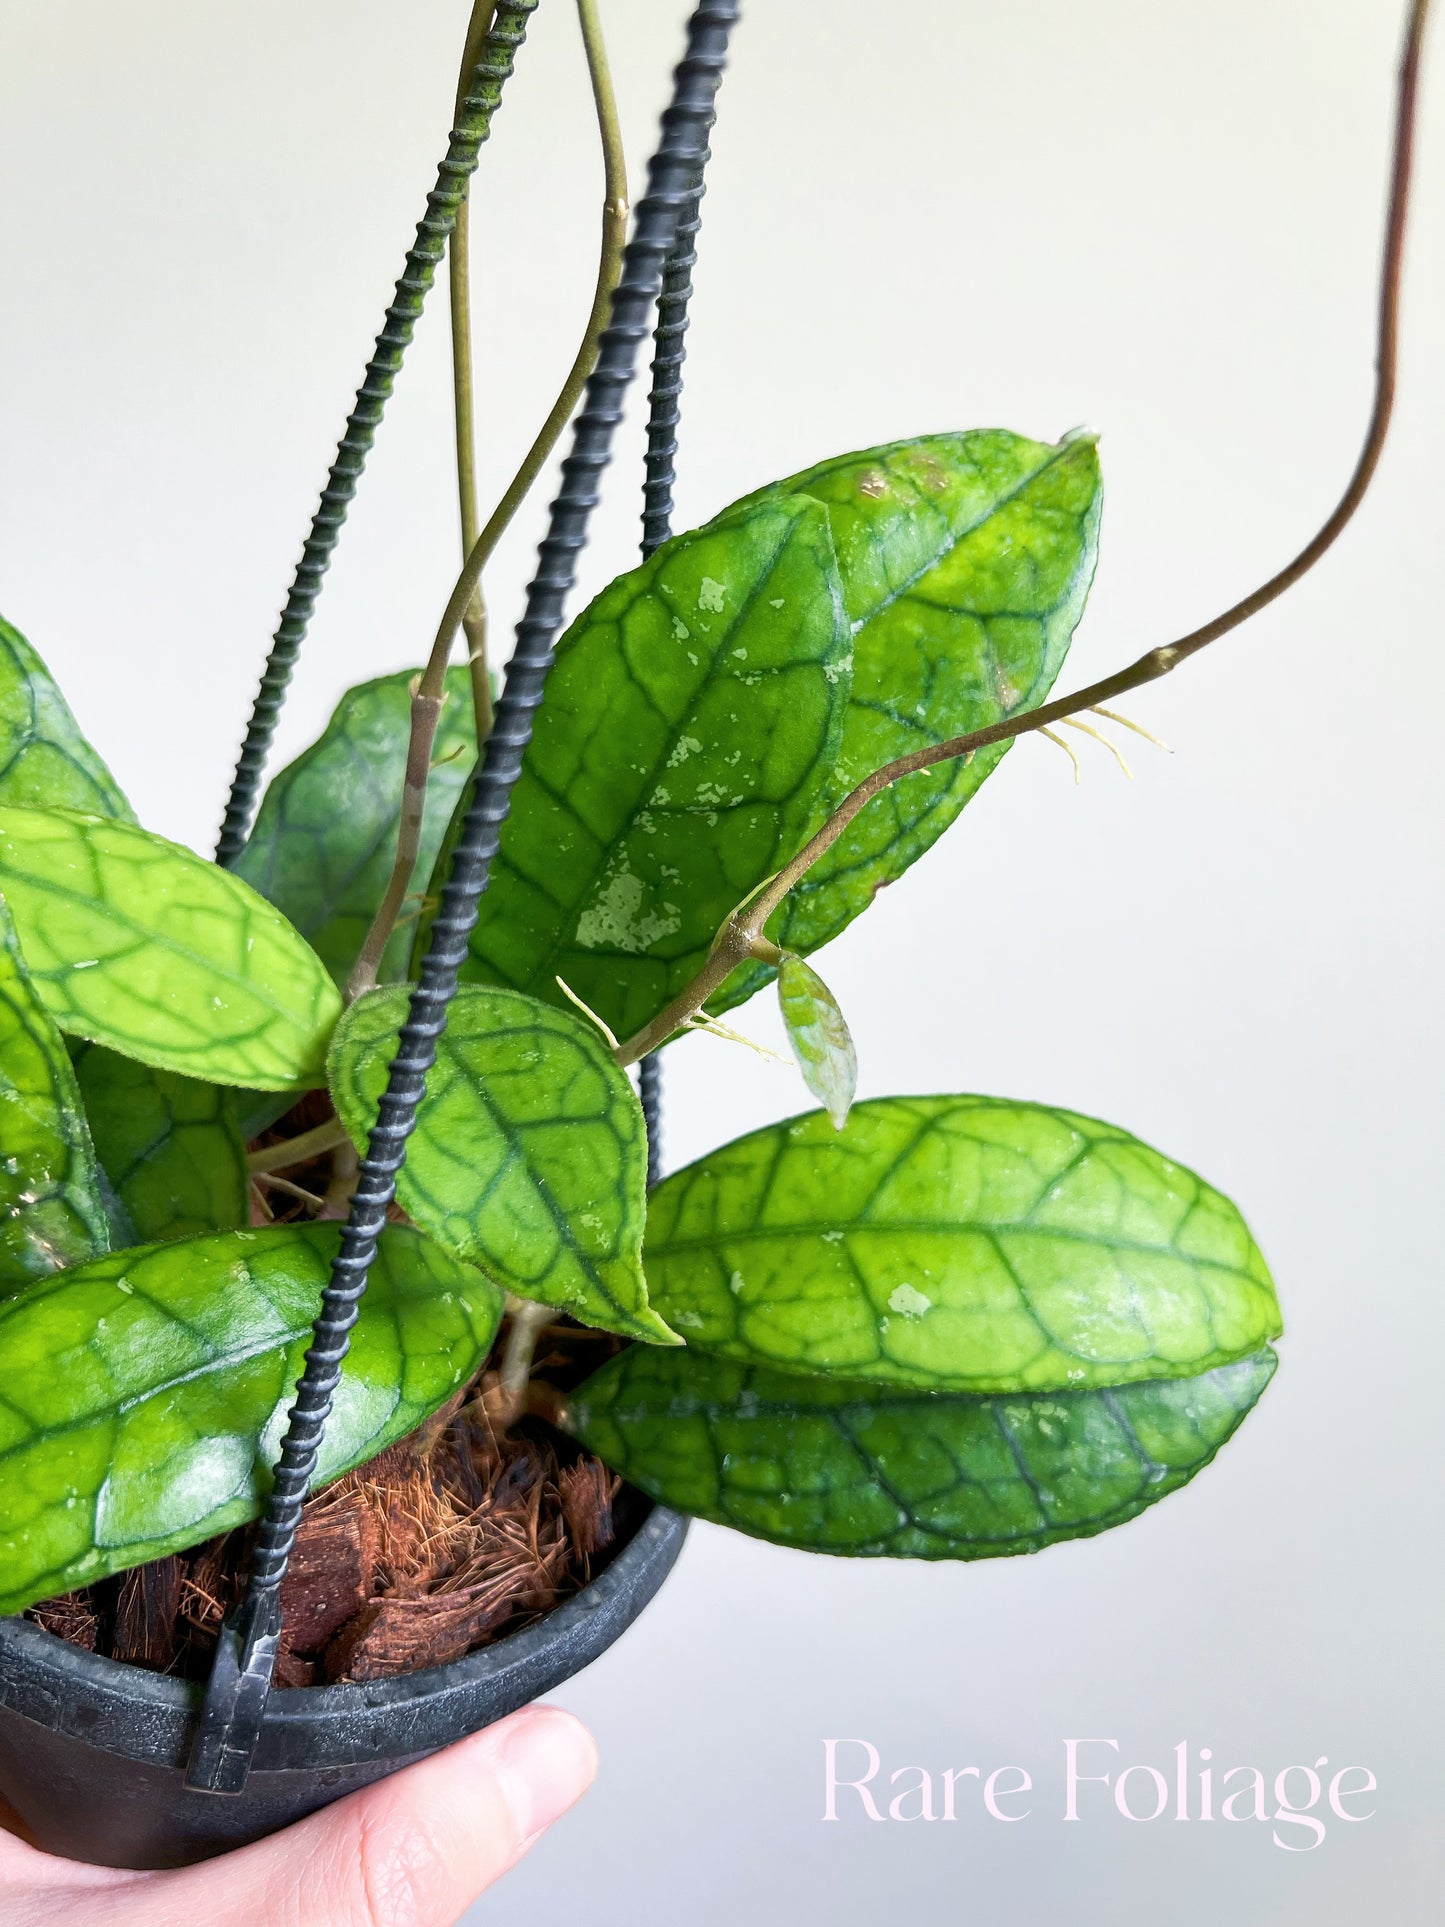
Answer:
(494, 1708, 597, 1847)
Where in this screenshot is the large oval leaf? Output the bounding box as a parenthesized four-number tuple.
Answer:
(0, 1221, 503, 1613)
(72, 1044, 248, 1245)
(643, 1097, 1280, 1393)
(234, 665, 478, 989)
(717, 430, 1102, 1010)
(438, 495, 852, 1040)
(569, 1343, 1277, 1558)
(0, 806, 342, 1089)
(329, 984, 674, 1344)
(0, 614, 135, 821)
(0, 898, 109, 1295)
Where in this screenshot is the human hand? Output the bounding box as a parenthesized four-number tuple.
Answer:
(0, 1704, 596, 1927)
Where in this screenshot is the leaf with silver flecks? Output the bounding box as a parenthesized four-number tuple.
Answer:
(716, 430, 1102, 1010)
(643, 1096, 1280, 1393)
(432, 495, 852, 1041)
(0, 1221, 503, 1614)
(0, 896, 109, 1296)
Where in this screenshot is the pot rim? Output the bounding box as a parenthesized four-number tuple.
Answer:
(0, 1502, 688, 1773)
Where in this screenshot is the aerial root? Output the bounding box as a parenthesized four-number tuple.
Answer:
(1039, 726, 1082, 784)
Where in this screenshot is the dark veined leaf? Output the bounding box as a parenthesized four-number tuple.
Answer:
(436, 495, 852, 1040)
(0, 1221, 503, 1613)
(718, 430, 1102, 1011)
(328, 984, 674, 1343)
(233, 665, 479, 989)
(0, 614, 135, 822)
(643, 1097, 1280, 1394)
(0, 897, 109, 1295)
(569, 1343, 1277, 1558)
(777, 952, 856, 1129)
(0, 806, 342, 1089)
(72, 1044, 248, 1244)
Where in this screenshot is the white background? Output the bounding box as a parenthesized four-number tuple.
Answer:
(2, 2, 1441, 1921)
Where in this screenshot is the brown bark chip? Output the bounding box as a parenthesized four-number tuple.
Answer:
(112, 1557, 182, 1670)
(278, 1489, 383, 1652)
(28, 1592, 98, 1652)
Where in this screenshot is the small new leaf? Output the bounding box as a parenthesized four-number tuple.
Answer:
(0, 896, 109, 1295)
(233, 666, 479, 989)
(0, 615, 135, 822)
(0, 806, 342, 1089)
(72, 1045, 248, 1245)
(0, 1221, 503, 1613)
(569, 1344, 1277, 1559)
(643, 1096, 1281, 1393)
(328, 984, 675, 1344)
(777, 952, 856, 1129)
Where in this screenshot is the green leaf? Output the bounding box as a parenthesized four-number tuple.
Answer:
(72, 1044, 248, 1244)
(0, 806, 342, 1089)
(328, 984, 674, 1344)
(0, 1221, 503, 1613)
(442, 495, 852, 1040)
(233, 666, 479, 990)
(777, 952, 856, 1129)
(643, 1096, 1281, 1393)
(569, 1343, 1277, 1558)
(0, 898, 109, 1295)
(717, 431, 1102, 1010)
(0, 614, 135, 822)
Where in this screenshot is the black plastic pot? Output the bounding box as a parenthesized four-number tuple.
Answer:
(0, 1503, 687, 1870)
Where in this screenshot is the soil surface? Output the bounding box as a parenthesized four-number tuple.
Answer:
(28, 1323, 636, 1686)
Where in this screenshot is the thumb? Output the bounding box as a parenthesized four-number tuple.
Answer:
(139, 1705, 597, 1927)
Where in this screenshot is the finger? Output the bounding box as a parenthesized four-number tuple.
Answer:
(134, 1705, 596, 1927)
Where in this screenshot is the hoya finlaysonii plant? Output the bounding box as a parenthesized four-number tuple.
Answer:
(0, 0, 1425, 1666)
(0, 416, 1282, 1607)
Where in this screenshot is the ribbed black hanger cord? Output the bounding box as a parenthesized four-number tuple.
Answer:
(636, 115, 720, 1185)
(186, 0, 740, 1794)
(213, 2, 538, 868)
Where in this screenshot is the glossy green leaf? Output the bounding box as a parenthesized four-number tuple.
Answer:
(0, 899, 109, 1295)
(0, 806, 342, 1089)
(777, 952, 856, 1129)
(643, 1096, 1280, 1393)
(72, 1044, 248, 1244)
(718, 431, 1102, 1010)
(570, 1343, 1277, 1558)
(442, 496, 852, 1040)
(328, 984, 674, 1343)
(0, 1221, 503, 1612)
(234, 666, 478, 990)
(0, 614, 135, 822)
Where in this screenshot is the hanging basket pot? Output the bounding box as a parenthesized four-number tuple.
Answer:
(0, 1505, 686, 1869)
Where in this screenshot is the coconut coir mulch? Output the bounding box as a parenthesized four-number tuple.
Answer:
(27, 1342, 636, 1687)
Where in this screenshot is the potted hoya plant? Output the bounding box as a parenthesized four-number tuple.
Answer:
(0, 0, 1429, 1875)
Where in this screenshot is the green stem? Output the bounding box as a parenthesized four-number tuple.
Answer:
(427, 0, 629, 678)
(348, 0, 630, 999)
(247, 1117, 352, 1175)
(451, 1, 499, 748)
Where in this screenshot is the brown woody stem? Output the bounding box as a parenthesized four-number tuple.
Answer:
(613, 0, 1432, 1070)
